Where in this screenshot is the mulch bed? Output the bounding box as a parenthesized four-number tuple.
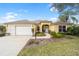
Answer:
(23, 38, 65, 49)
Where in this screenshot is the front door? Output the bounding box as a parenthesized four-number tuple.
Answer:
(45, 28, 49, 33)
(42, 25, 49, 33)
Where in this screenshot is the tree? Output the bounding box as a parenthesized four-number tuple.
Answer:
(51, 3, 79, 13)
(0, 25, 6, 36)
(71, 16, 78, 24)
(59, 10, 78, 23)
(59, 14, 67, 22)
(51, 3, 79, 23)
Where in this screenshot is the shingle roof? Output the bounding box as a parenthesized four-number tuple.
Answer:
(4, 20, 38, 24)
(52, 21, 72, 25)
(4, 20, 52, 24)
(4, 19, 72, 25)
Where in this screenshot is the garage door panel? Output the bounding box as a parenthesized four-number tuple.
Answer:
(16, 27, 32, 36)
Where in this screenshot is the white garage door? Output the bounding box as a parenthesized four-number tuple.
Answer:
(16, 27, 33, 36)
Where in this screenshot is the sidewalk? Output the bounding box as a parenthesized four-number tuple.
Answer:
(32, 33, 51, 39)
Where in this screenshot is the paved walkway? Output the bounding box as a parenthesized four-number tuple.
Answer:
(0, 36, 31, 56)
(32, 33, 51, 39)
(45, 33, 51, 38)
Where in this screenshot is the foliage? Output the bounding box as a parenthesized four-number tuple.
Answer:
(51, 3, 79, 23)
(0, 25, 6, 37)
(50, 31, 64, 38)
(67, 26, 79, 35)
(58, 10, 78, 23)
(59, 14, 67, 22)
(71, 16, 78, 23)
(35, 32, 45, 36)
(51, 3, 79, 13)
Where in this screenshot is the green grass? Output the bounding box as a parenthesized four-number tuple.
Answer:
(18, 36, 79, 56)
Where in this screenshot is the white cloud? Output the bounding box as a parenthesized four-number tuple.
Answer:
(0, 12, 18, 23)
(6, 12, 18, 16)
(50, 18, 58, 22)
(50, 7, 58, 12)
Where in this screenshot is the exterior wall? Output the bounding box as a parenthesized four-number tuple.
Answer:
(66, 25, 72, 28)
(33, 22, 69, 33)
(32, 24, 36, 34)
(5, 22, 71, 35)
(15, 24, 32, 27)
(49, 24, 59, 32)
(49, 24, 70, 32)
(39, 22, 51, 32)
(6, 24, 16, 35)
(5, 24, 34, 35)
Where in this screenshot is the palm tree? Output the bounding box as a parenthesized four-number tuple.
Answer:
(59, 10, 78, 24)
(51, 3, 79, 24)
(51, 3, 79, 13)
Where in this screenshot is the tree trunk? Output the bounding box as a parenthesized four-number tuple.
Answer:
(66, 16, 69, 22)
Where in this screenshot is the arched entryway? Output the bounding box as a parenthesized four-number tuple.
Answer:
(42, 24, 49, 33)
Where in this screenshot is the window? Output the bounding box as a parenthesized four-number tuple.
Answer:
(59, 26, 62, 32)
(59, 25, 66, 32)
(63, 26, 66, 32)
(37, 26, 40, 32)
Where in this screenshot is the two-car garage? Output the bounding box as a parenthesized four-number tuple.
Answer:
(16, 27, 32, 35)
(6, 24, 33, 36)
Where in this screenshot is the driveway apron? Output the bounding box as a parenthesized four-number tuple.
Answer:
(0, 36, 31, 56)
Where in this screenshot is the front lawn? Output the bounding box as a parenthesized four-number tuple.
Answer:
(18, 35, 79, 56)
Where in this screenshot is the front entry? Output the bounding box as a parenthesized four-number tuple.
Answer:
(42, 25, 49, 33)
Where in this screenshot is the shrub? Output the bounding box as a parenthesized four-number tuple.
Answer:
(0, 25, 6, 37)
(49, 31, 55, 35)
(35, 32, 45, 36)
(67, 26, 79, 36)
(50, 31, 64, 38)
(0, 33, 5, 37)
(53, 33, 64, 38)
(58, 32, 67, 35)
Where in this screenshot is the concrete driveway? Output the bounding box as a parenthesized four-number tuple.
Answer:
(0, 36, 31, 56)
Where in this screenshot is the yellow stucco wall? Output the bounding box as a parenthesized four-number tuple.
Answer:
(39, 22, 51, 32)
(30, 23, 70, 33)
(49, 24, 59, 32)
(32, 24, 37, 34)
(5, 22, 71, 34)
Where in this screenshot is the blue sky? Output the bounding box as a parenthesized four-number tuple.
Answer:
(0, 3, 59, 23)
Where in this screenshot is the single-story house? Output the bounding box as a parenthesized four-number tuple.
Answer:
(4, 20, 71, 36)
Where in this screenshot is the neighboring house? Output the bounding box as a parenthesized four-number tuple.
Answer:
(4, 20, 71, 36)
